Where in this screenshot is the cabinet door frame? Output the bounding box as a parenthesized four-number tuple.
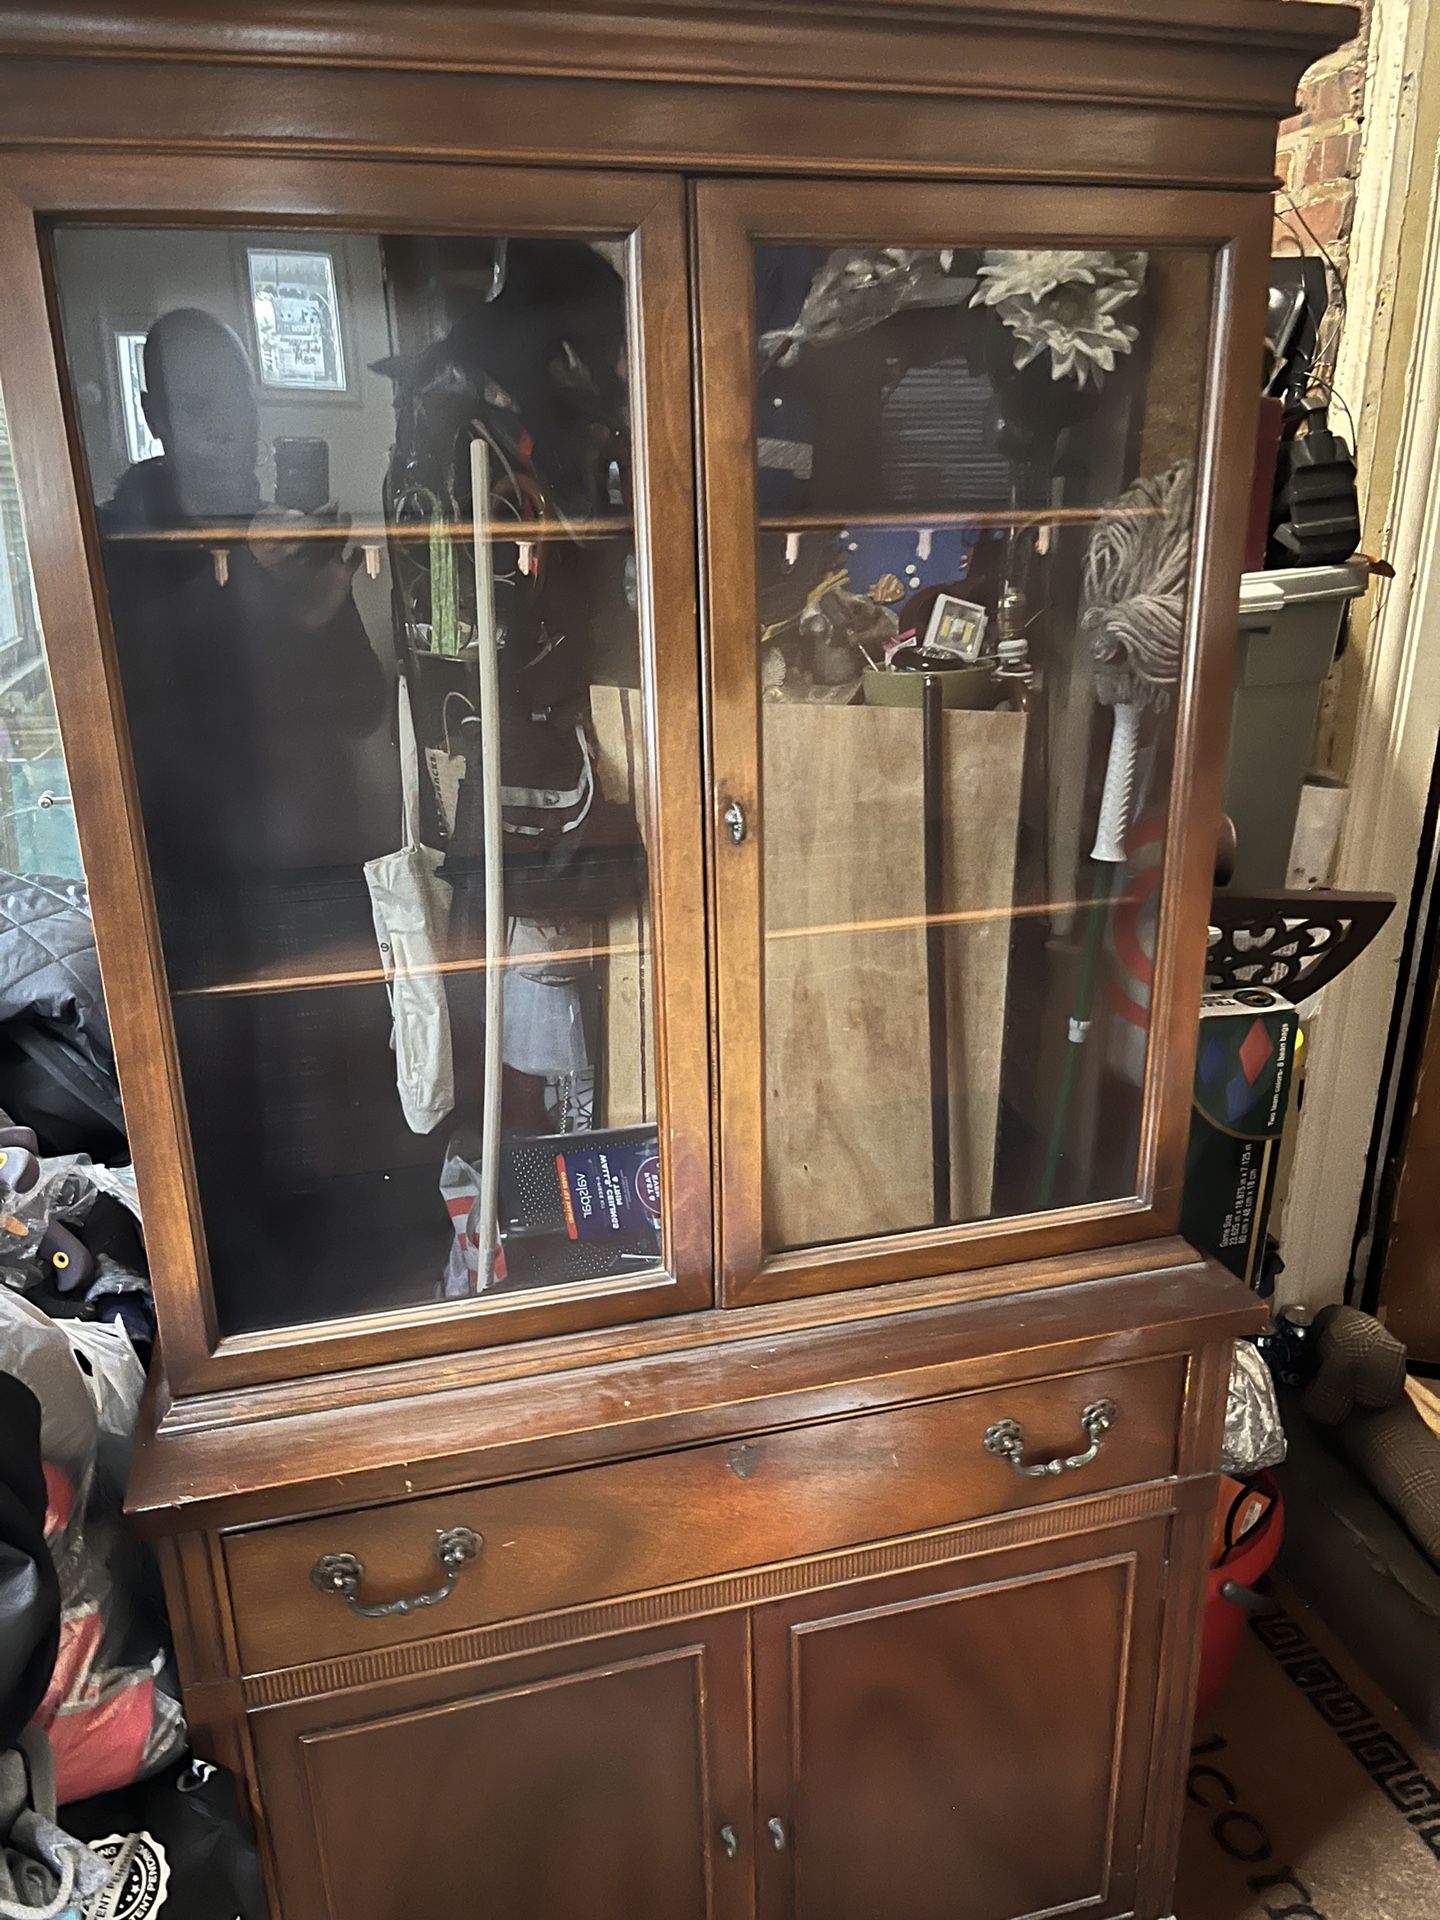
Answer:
(750, 1516, 1170, 1920)
(695, 177, 1271, 1305)
(0, 150, 711, 1392)
(247, 1611, 755, 1920)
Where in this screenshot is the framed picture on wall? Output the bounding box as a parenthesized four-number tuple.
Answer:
(245, 246, 348, 393)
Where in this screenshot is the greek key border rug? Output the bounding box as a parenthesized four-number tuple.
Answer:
(1178, 1598, 1440, 1920)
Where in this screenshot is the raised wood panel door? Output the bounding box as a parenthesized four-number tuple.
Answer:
(752, 1519, 1168, 1920)
(248, 1614, 753, 1920)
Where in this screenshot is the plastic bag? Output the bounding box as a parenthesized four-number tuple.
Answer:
(365, 679, 454, 1134)
(440, 1136, 499, 1299)
(0, 1293, 184, 1803)
(0, 1153, 98, 1291)
(0, 1154, 143, 1300)
(0, 1376, 58, 1754)
(64, 1757, 266, 1920)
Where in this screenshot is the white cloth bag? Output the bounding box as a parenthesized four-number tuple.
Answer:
(364, 677, 455, 1133)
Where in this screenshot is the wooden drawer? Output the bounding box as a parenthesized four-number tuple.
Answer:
(223, 1355, 1185, 1675)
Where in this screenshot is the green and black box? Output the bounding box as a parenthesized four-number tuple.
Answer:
(1181, 987, 1300, 1288)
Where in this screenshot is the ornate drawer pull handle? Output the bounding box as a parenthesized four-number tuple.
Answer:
(310, 1526, 482, 1618)
(983, 1399, 1118, 1478)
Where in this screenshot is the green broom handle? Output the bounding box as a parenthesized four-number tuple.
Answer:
(1039, 865, 1113, 1207)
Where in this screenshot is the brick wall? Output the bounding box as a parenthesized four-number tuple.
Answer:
(1274, 0, 1373, 372)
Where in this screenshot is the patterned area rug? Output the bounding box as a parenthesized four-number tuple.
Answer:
(1178, 1596, 1440, 1919)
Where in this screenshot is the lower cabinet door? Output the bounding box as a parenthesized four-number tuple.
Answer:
(248, 1614, 754, 1920)
(752, 1517, 1168, 1920)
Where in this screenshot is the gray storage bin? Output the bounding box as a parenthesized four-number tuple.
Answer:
(1221, 560, 1368, 890)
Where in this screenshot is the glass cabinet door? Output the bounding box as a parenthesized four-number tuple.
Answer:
(38, 165, 708, 1370)
(698, 181, 1260, 1299)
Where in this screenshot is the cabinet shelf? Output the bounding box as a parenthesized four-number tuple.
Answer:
(170, 894, 1100, 1003)
(170, 934, 644, 1001)
(102, 517, 633, 548)
(107, 510, 1128, 546)
(768, 893, 1104, 943)
(756, 506, 1156, 533)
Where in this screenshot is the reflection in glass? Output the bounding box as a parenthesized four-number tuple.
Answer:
(51, 227, 658, 1334)
(115, 332, 163, 465)
(0, 397, 84, 881)
(754, 243, 1209, 1252)
(247, 248, 347, 392)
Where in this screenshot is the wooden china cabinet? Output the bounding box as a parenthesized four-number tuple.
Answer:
(0, 4, 1347, 1917)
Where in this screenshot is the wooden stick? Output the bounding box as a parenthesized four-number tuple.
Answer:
(472, 438, 506, 1290)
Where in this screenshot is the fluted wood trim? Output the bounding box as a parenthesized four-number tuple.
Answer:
(242, 1479, 1175, 1706)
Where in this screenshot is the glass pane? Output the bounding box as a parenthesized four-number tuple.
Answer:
(52, 226, 659, 1334)
(0, 397, 85, 882)
(753, 243, 1211, 1252)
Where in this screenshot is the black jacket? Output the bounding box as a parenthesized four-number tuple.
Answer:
(0, 1372, 58, 1751)
(99, 459, 388, 890)
(0, 873, 124, 1157)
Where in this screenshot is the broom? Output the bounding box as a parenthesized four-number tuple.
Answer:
(1040, 463, 1193, 1205)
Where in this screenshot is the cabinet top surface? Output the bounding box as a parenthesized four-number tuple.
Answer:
(0, 0, 1357, 69)
(127, 1252, 1264, 1530)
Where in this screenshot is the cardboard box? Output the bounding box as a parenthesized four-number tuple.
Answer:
(1181, 988, 1300, 1287)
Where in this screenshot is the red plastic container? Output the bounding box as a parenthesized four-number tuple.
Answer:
(1195, 1471, 1285, 1720)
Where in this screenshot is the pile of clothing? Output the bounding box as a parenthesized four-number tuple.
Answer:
(1, 1285, 264, 1919)
(0, 869, 262, 1916)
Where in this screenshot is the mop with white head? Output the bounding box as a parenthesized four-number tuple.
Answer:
(1082, 462, 1194, 861)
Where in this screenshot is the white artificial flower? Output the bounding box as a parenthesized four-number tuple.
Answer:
(974, 249, 1147, 387)
(999, 288, 1140, 388)
(970, 249, 1110, 307)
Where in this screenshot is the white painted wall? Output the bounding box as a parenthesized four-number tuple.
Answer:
(1277, 0, 1440, 1306)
